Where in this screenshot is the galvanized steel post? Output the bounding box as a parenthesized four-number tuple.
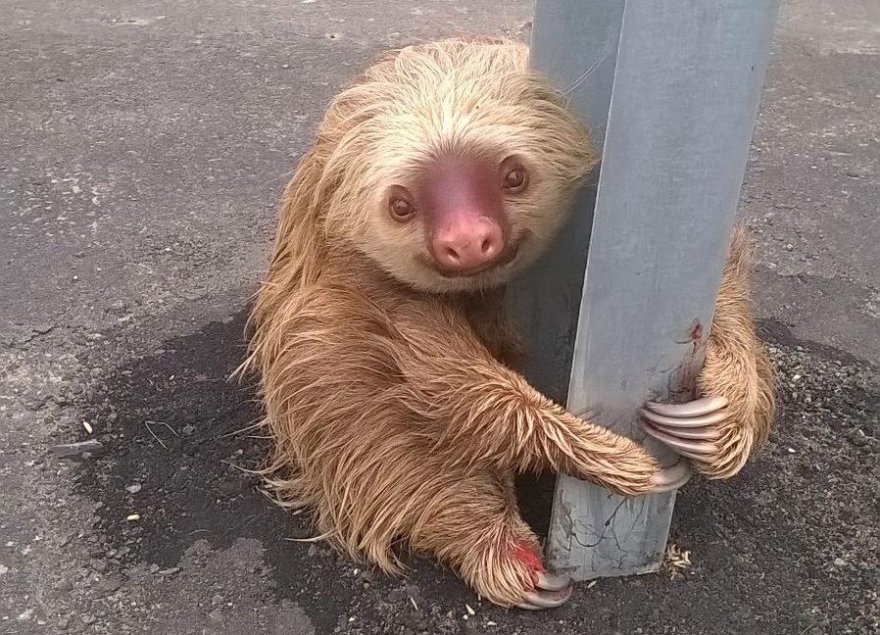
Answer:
(510, 0, 780, 579)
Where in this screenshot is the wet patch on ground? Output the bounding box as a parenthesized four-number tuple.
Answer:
(73, 313, 879, 635)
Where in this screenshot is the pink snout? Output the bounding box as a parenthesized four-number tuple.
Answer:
(431, 214, 505, 272)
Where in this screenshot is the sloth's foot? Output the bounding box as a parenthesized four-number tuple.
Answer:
(509, 544, 573, 611)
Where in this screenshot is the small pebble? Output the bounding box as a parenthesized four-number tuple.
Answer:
(125, 484, 142, 494)
(96, 576, 123, 595)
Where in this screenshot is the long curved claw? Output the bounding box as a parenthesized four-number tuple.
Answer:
(515, 585, 573, 610)
(640, 396, 729, 461)
(536, 571, 572, 592)
(644, 396, 728, 418)
(645, 425, 719, 441)
(642, 423, 718, 460)
(639, 408, 728, 429)
(649, 459, 692, 493)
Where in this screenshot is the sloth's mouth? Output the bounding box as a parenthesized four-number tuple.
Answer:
(426, 233, 526, 279)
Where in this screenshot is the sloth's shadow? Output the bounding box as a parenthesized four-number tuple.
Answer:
(77, 308, 555, 631)
(75, 307, 871, 634)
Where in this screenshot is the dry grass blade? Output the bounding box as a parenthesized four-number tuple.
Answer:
(144, 421, 167, 450)
(664, 543, 693, 578)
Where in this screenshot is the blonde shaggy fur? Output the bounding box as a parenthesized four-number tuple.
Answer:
(240, 37, 776, 607)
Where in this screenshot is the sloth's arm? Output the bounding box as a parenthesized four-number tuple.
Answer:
(394, 306, 687, 496)
(641, 227, 777, 479)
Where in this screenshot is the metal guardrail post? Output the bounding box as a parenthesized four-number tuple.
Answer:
(511, 0, 780, 579)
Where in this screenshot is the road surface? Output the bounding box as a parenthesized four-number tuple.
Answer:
(1, 1, 877, 633)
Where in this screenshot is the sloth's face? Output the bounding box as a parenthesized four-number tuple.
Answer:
(363, 149, 555, 293)
(322, 42, 595, 293)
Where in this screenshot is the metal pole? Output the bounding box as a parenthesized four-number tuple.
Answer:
(512, 0, 780, 579)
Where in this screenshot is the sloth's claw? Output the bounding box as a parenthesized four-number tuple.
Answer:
(643, 396, 728, 418)
(641, 397, 728, 462)
(639, 408, 728, 429)
(508, 544, 573, 610)
(649, 459, 692, 492)
(643, 424, 718, 459)
(516, 584, 573, 610)
(648, 425, 719, 441)
(536, 571, 572, 592)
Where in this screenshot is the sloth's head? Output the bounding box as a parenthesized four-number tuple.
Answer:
(318, 38, 596, 293)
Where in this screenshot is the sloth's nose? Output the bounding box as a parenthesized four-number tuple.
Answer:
(432, 213, 504, 272)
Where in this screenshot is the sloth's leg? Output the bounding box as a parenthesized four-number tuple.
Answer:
(409, 468, 572, 610)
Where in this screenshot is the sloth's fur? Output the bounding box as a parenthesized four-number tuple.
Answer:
(697, 226, 776, 479)
(241, 37, 776, 606)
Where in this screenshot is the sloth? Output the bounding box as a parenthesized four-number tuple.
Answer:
(241, 37, 776, 610)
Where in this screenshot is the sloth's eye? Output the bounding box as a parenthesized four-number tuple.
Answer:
(502, 166, 528, 193)
(389, 197, 415, 221)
